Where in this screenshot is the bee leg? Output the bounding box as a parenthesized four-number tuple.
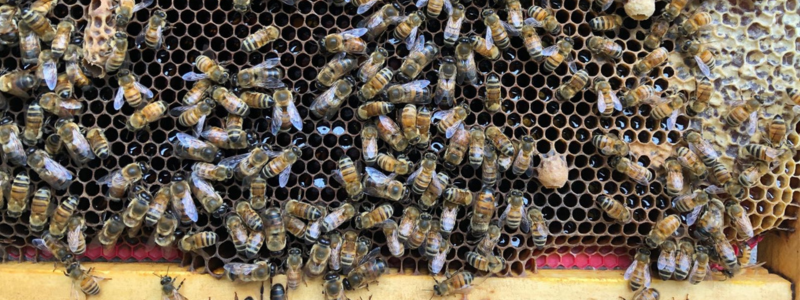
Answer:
(302, 275, 308, 287)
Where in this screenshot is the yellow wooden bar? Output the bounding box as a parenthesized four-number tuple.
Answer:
(0, 262, 789, 300)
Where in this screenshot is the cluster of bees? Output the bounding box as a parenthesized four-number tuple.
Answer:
(0, 0, 795, 297)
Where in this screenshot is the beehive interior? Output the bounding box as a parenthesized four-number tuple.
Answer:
(0, 0, 798, 278)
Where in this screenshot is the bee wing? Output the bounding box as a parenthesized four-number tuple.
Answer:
(114, 86, 125, 111)
(182, 190, 199, 222)
(32, 238, 52, 254)
(356, 247, 382, 267)
(136, 25, 149, 46)
(67, 225, 82, 253)
(657, 252, 673, 271)
(253, 57, 280, 69)
(44, 155, 75, 182)
(623, 260, 638, 280)
(485, 26, 494, 49)
(175, 132, 207, 148)
(356, 0, 378, 14)
(406, 166, 422, 185)
(445, 120, 464, 139)
(704, 185, 725, 195)
(97, 170, 119, 186)
(686, 205, 703, 226)
(520, 206, 531, 234)
(407, 79, 431, 90)
(287, 101, 303, 131)
(732, 214, 755, 238)
(498, 204, 511, 228)
(747, 111, 758, 136)
(415, 0, 429, 8)
(154, 26, 164, 50)
(644, 267, 652, 288)
(219, 153, 249, 170)
(694, 56, 713, 78)
(541, 45, 559, 57)
(195, 115, 207, 135)
(342, 28, 368, 39)
(224, 263, 259, 276)
(611, 92, 622, 111)
(271, 107, 283, 136)
(181, 72, 209, 81)
(333, 169, 346, 186)
(601, 0, 613, 11)
(667, 109, 679, 131)
(134, 82, 154, 99)
(405, 28, 419, 51)
(525, 17, 544, 28)
(597, 91, 607, 113)
(133, 0, 154, 12)
(446, 14, 465, 35)
(278, 165, 292, 188)
(503, 21, 521, 37)
(688, 259, 701, 279)
(443, 0, 452, 15)
(365, 136, 377, 158)
(281, 0, 296, 5)
(169, 105, 193, 117)
(429, 171, 443, 191)
(71, 281, 83, 300)
(43, 60, 58, 90)
(365, 166, 391, 184)
(170, 290, 187, 300)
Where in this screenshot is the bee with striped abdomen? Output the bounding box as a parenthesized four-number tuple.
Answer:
(361, 123, 379, 165)
(589, 15, 622, 32)
(407, 152, 439, 195)
(317, 53, 358, 89)
(500, 189, 527, 231)
(223, 261, 273, 282)
(678, 39, 716, 78)
(434, 57, 457, 107)
(674, 239, 694, 280)
(528, 209, 548, 248)
(127, 101, 169, 132)
(726, 202, 754, 239)
(22, 101, 43, 147)
(609, 156, 653, 186)
(310, 77, 355, 120)
(594, 78, 622, 116)
(177, 231, 218, 252)
(51, 19, 75, 60)
(678, 11, 711, 37)
(270, 88, 303, 135)
(443, 125, 469, 169)
(587, 36, 622, 59)
(651, 92, 685, 130)
(19, 6, 55, 41)
(645, 215, 680, 249)
(556, 69, 589, 101)
(482, 8, 519, 50)
(664, 158, 684, 196)
(65, 262, 108, 298)
(432, 271, 474, 299)
(241, 26, 280, 53)
(688, 246, 709, 285)
(393, 11, 425, 51)
(469, 34, 501, 61)
(357, 48, 389, 83)
(320, 28, 368, 55)
(595, 195, 631, 223)
(466, 251, 506, 274)
(7, 172, 31, 218)
(105, 32, 128, 74)
(305, 237, 332, 277)
(625, 248, 652, 291)
(261, 146, 302, 188)
(724, 97, 760, 135)
(97, 214, 125, 247)
(527, 3, 560, 35)
(444, 3, 465, 47)
(358, 3, 403, 41)
(28, 187, 52, 232)
(672, 189, 709, 225)
(376, 115, 410, 152)
(455, 38, 478, 85)
(662, 0, 687, 21)
(684, 130, 720, 166)
(420, 172, 448, 209)
(156, 268, 187, 300)
(633, 47, 668, 76)
(644, 17, 669, 50)
(136, 9, 168, 49)
(469, 188, 496, 237)
(170, 98, 215, 133)
(334, 156, 364, 200)
(542, 37, 575, 73)
(182, 54, 230, 84)
(85, 128, 109, 160)
(0, 117, 27, 167)
(355, 203, 393, 230)
(398, 36, 439, 83)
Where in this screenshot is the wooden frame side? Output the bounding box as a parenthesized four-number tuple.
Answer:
(760, 220, 799, 299)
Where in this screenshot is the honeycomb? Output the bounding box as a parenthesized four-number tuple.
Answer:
(0, 0, 797, 279)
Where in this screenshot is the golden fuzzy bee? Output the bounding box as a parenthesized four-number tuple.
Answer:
(678, 39, 716, 78)
(115, 0, 153, 26)
(469, 188, 496, 236)
(358, 3, 403, 41)
(645, 215, 680, 248)
(219, 147, 269, 180)
(84, 128, 110, 160)
(609, 156, 652, 186)
(662, 0, 687, 21)
(710, 231, 739, 271)
(789, 88, 800, 106)
(483, 9, 520, 50)
(652, 92, 685, 130)
(240, 91, 274, 110)
(739, 160, 768, 188)
(434, 57, 457, 106)
(632, 288, 660, 300)
(311, 77, 355, 120)
(305, 237, 332, 277)
(420, 172, 448, 210)
(587, 36, 622, 59)
(688, 246, 710, 285)
(271, 88, 303, 135)
(284, 248, 304, 290)
(172, 99, 216, 133)
(644, 17, 669, 50)
(334, 156, 364, 200)
(36, 50, 58, 91)
(0, 5, 18, 46)
(323, 273, 345, 300)
(694, 199, 724, 239)
(189, 173, 225, 217)
(38, 93, 82, 119)
(527, 4, 560, 35)
(485, 125, 514, 156)
(726, 202, 754, 239)
(466, 127, 485, 168)
(338, 231, 358, 272)
(466, 251, 506, 274)
(765, 115, 787, 147)
(556, 70, 589, 101)
(357, 48, 389, 83)
(675, 146, 707, 178)
(683, 130, 720, 166)
(415, 106, 432, 147)
(226, 215, 248, 256)
(416, 0, 452, 18)
(443, 3, 465, 47)
(672, 190, 710, 225)
(542, 37, 575, 73)
(22, 101, 43, 147)
(384, 79, 432, 105)
(454, 38, 478, 85)
(65, 262, 108, 298)
(223, 261, 274, 282)
(98, 214, 125, 247)
(321, 203, 355, 233)
(509, 135, 535, 176)
(64, 47, 91, 89)
(595, 195, 631, 223)
(320, 28, 368, 55)
(105, 32, 129, 74)
(182, 54, 230, 84)
(236, 58, 285, 90)
(174, 132, 220, 163)
(181, 79, 212, 106)
(127, 100, 168, 132)
(407, 152, 440, 195)
(468, 34, 501, 61)
(0, 70, 38, 98)
(191, 162, 232, 181)
(483, 73, 502, 112)
(593, 78, 622, 116)
(633, 47, 668, 76)
(482, 143, 499, 186)
(317, 53, 358, 88)
(55, 74, 74, 99)
(19, 6, 55, 42)
(624, 248, 652, 291)
(663, 158, 684, 196)
(375, 153, 413, 176)
(285, 199, 323, 221)
(123, 187, 149, 228)
(433, 103, 469, 139)
(679, 11, 711, 37)
(499, 189, 527, 231)
(168, 172, 198, 224)
(356, 101, 394, 121)
(200, 126, 250, 150)
(156, 269, 187, 300)
(261, 146, 302, 187)
(152, 211, 178, 248)
(51, 19, 75, 60)
(393, 11, 425, 50)
(443, 125, 470, 169)
(521, 18, 545, 62)
(19, 23, 42, 67)
(360, 123, 379, 165)
(740, 143, 788, 163)
(673, 239, 694, 280)
(355, 203, 394, 230)
(0, 118, 25, 167)
(724, 97, 760, 134)
(27, 149, 74, 191)
(177, 231, 218, 252)
(432, 271, 474, 299)
(383, 220, 405, 257)
(621, 83, 656, 108)
(343, 248, 387, 291)
(48, 195, 78, 238)
(406, 212, 432, 250)
(589, 15, 623, 32)
(241, 25, 279, 53)
(113, 69, 154, 111)
(358, 69, 394, 103)
(136, 9, 168, 49)
(28, 187, 51, 232)
(208, 86, 249, 116)
(398, 206, 420, 242)
(33, 231, 74, 266)
(99, 162, 146, 201)
(54, 119, 94, 166)
(376, 115, 409, 152)
(398, 36, 439, 83)
(67, 215, 86, 255)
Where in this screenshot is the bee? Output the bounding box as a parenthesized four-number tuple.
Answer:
(100, 32, 129, 74)
(433, 103, 469, 139)
(711, 231, 739, 271)
(191, 162, 232, 182)
(393, 11, 425, 50)
(153, 211, 178, 247)
(317, 53, 358, 88)
(55, 119, 95, 165)
(454, 38, 478, 85)
(98, 214, 125, 247)
(485, 125, 514, 156)
(284, 214, 307, 239)
(662, 158, 685, 197)
(652, 92, 685, 130)
(483, 9, 518, 50)
(49, 19, 76, 60)
(223, 261, 273, 282)
(0, 70, 38, 99)
(225, 215, 249, 256)
(474, 222, 500, 255)
(434, 57, 457, 107)
(182, 54, 230, 84)
(282, 248, 304, 290)
(170, 98, 215, 133)
(724, 98, 760, 134)
(5, 171, 31, 218)
(634, 47, 668, 76)
(49, 195, 78, 238)
(207, 86, 249, 117)
(420, 171, 448, 210)
(219, 147, 270, 180)
(44, 134, 63, 156)
(0, 120, 24, 169)
(556, 70, 590, 101)
(34, 50, 58, 91)
(466, 251, 506, 274)
(21, 101, 44, 147)
(674, 146, 706, 178)
(377, 221, 403, 258)
(384, 80, 432, 106)
(246, 176, 268, 210)
(738, 242, 754, 267)
(645, 215, 680, 249)
(20, 6, 55, 42)
(305, 237, 332, 277)
(78, 128, 110, 161)
(509, 135, 537, 176)
(311, 77, 355, 120)
(406, 152, 438, 194)
(113, 0, 153, 25)
(673, 190, 710, 225)
(33, 231, 74, 266)
(304, 217, 325, 245)
(416, 0, 452, 18)
(357, 48, 389, 83)
(376, 115, 410, 152)
(355, 203, 393, 229)
(127, 100, 168, 132)
(28, 187, 52, 232)
(499, 189, 527, 232)
(737, 160, 767, 188)
(246, 231, 266, 258)
(443, 188, 473, 209)
(270, 88, 303, 134)
(66, 215, 86, 255)
(357, 124, 380, 166)
(201, 126, 251, 150)
(338, 231, 358, 273)
(644, 17, 669, 50)
(442, 126, 471, 169)
(322, 273, 345, 300)
(679, 11, 711, 36)
(98, 162, 146, 201)
(222, 116, 245, 147)
(236, 59, 284, 90)
(765, 115, 787, 147)
(416, 107, 433, 147)
(174, 132, 220, 162)
(241, 25, 279, 53)
(542, 37, 574, 73)
(407, 212, 432, 250)
(398, 206, 420, 242)
(321, 203, 355, 233)
(373, 153, 411, 177)
(122, 189, 149, 228)
(593, 78, 622, 116)
(462, 127, 487, 169)
(587, 36, 622, 59)
(167, 173, 199, 225)
(333, 157, 364, 200)
(136, 9, 168, 49)
(261, 146, 302, 187)
(589, 15, 623, 32)
(18, 23, 42, 67)
(0, 5, 18, 45)
(397, 36, 439, 83)
(356, 101, 394, 122)
(632, 288, 660, 300)
(469, 34, 502, 61)
(432, 271, 474, 298)
(674, 239, 694, 280)
(521, 19, 545, 62)
(656, 239, 677, 280)
(156, 269, 187, 300)
(609, 156, 653, 186)
(726, 202, 754, 238)
(678, 39, 716, 78)
(320, 28, 368, 56)
(178, 80, 211, 107)
(479, 73, 502, 112)
(53, 74, 74, 99)
(595, 195, 631, 223)
(740, 143, 788, 163)
(695, 199, 724, 240)
(468, 188, 496, 237)
(64, 46, 91, 89)
(178, 231, 218, 252)
(65, 262, 108, 297)
(624, 248, 652, 291)
(284, 199, 322, 221)
(482, 144, 499, 186)
(358, 3, 403, 41)
(527, 4, 560, 35)
(689, 246, 710, 285)
(683, 130, 721, 166)
(444, 4, 465, 47)
(662, 0, 687, 21)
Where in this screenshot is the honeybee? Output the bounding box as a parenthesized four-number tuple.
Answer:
(357, 48, 389, 83)
(657, 239, 677, 280)
(737, 160, 767, 188)
(373, 153, 411, 177)
(219, 147, 270, 180)
(695, 199, 724, 240)
(284, 199, 322, 221)
(178, 231, 218, 252)
(33, 231, 74, 266)
(632, 288, 660, 300)
(652, 92, 685, 130)
(678, 39, 716, 78)
(22, 101, 43, 147)
(225, 215, 249, 256)
(54, 74, 74, 99)
(269, 88, 303, 134)
(443, 3, 465, 47)
(724, 98, 760, 135)
(320, 28, 368, 55)
(485, 125, 514, 156)
(520, 19, 545, 62)
(27, 149, 71, 192)
(334, 156, 364, 200)
(55, 119, 95, 165)
(178, 80, 211, 107)
(662, 0, 687, 21)
(466, 251, 506, 274)
(406, 152, 438, 194)
(67, 215, 86, 255)
(443, 125, 469, 168)
(241, 25, 279, 53)
(305, 237, 332, 277)
(98, 214, 125, 247)
(321, 203, 355, 233)
(482, 144, 499, 186)
(284, 214, 307, 239)
(304, 217, 325, 245)
(358, 3, 403, 41)
(49, 195, 78, 238)
(595, 195, 631, 223)
(355, 203, 393, 229)
(0, 118, 25, 167)
(18, 23, 42, 67)
(433, 57, 458, 107)
(662, 158, 685, 197)
(236, 59, 284, 90)
(208, 86, 250, 117)
(338, 231, 357, 273)
(191, 162, 232, 182)
(85, 128, 109, 160)
(28, 187, 52, 232)
(166, 172, 196, 225)
(433, 103, 469, 139)
(683, 130, 720, 166)
(689, 246, 710, 285)
(609, 156, 653, 185)
(406, 212, 432, 250)
(44, 135, 63, 156)
(398, 206, 420, 242)
(420, 170, 448, 210)
(201, 126, 251, 150)
(634, 47, 668, 76)
(245, 229, 266, 258)
(726, 202, 754, 238)
(764, 115, 787, 147)
(443, 187, 473, 208)
(156, 269, 187, 300)
(679, 11, 711, 36)
(466, 189, 493, 236)
(480, 73, 502, 112)
(509, 135, 535, 176)
(323, 273, 345, 300)
(317, 53, 358, 88)
(170, 98, 215, 133)
(182, 54, 230, 84)
(527, 3, 560, 35)
(593, 78, 622, 116)
(19, 6, 55, 42)
(644, 17, 669, 50)
(223, 261, 274, 282)
(261, 146, 302, 187)
(0, 5, 18, 46)
(645, 215, 680, 249)
(383, 220, 405, 257)
(281, 248, 304, 290)
(589, 15, 622, 32)
(356, 102, 394, 122)
(136, 9, 168, 49)
(246, 176, 268, 208)
(556, 70, 589, 101)
(123, 189, 149, 228)
(64, 46, 91, 89)
(740, 143, 788, 163)
(127, 100, 168, 132)
(224, 117, 245, 148)
(499, 189, 527, 232)
(587, 36, 622, 60)
(174, 132, 220, 162)
(354, 125, 378, 166)
(48, 20, 75, 61)
(393, 11, 425, 50)
(673, 147, 706, 179)
(624, 248, 652, 291)
(375, 115, 409, 152)
(189, 173, 225, 217)
(398, 36, 439, 83)
(311, 77, 355, 120)
(483, 9, 519, 50)
(673, 190, 709, 225)
(416, 0, 452, 18)
(114, 0, 153, 25)
(542, 37, 574, 73)
(454, 38, 478, 85)
(153, 211, 178, 247)
(103, 32, 129, 74)
(0, 70, 38, 98)
(432, 271, 474, 298)
(674, 239, 694, 280)
(384, 80, 431, 106)
(468, 34, 502, 61)
(711, 231, 738, 271)
(65, 262, 108, 298)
